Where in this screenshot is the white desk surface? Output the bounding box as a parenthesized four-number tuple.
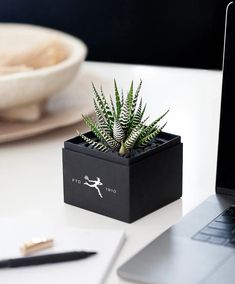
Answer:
(0, 61, 223, 283)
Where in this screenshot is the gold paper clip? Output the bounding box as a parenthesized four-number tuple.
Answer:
(20, 237, 54, 256)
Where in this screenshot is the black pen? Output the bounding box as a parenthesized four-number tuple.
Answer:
(0, 251, 97, 268)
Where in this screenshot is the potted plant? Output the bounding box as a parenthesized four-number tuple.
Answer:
(63, 80, 183, 223)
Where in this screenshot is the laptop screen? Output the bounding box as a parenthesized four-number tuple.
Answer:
(216, 2, 235, 194)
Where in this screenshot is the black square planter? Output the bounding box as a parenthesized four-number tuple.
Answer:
(63, 131, 183, 223)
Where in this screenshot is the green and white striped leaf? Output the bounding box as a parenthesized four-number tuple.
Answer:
(124, 125, 144, 150)
(77, 132, 109, 152)
(82, 115, 105, 142)
(128, 98, 142, 132)
(92, 83, 113, 130)
(139, 109, 169, 140)
(81, 80, 170, 155)
(127, 81, 133, 112)
(114, 80, 121, 118)
(137, 122, 167, 148)
(113, 119, 125, 142)
(100, 86, 114, 124)
(121, 89, 124, 107)
(119, 100, 129, 131)
(100, 129, 119, 149)
(129, 79, 142, 121)
(82, 115, 119, 149)
(93, 99, 111, 135)
(140, 103, 147, 120)
(109, 95, 116, 119)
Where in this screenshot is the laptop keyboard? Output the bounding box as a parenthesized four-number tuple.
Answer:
(192, 206, 235, 248)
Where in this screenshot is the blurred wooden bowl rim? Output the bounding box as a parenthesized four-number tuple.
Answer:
(0, 24, 87, 112)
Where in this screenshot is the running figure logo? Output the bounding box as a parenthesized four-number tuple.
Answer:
(84, 176, 103, 198)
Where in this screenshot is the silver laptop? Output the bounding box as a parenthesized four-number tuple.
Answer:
(118, 2, 235, 284)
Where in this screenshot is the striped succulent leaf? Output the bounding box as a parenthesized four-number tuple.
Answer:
(100, 86, 114, 126)
(82, 115, 119, 149)
(82, 115, 105, 142)
(124, 124, 144, 151)
(146, 109, 169, 131)
(80, 80, 169, 156)
(141, 114, 150, 125)
(139, 109, 169, 140)
(113, 119, 125, 142)
(137, 122, 167, 148)
(109, 95, 116, 119)
(141, 103, 147, 120)
(77, 132, 109, 152)
(127, 81, 133, 112)
(114, 80, 121, 118)
(119, 100, 129, 131)
(100, 87, 114, 116)
(129, 79, 142, 121)
(128, 98, 142, 132)
(92, 83, 113, 130)
(121, 89, 124, 107)
(93, 99, 111, 134)
(99, 129, 119, 150)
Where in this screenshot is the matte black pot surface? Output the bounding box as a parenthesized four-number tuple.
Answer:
(63, 131, 183, 223)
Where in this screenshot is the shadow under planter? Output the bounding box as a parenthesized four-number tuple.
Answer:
(63, 131, 183, 223)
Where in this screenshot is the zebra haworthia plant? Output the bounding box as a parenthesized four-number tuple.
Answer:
(78, 80, 169, 156)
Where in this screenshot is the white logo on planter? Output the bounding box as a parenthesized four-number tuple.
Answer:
(71, 176, 117, 197)
(83, 175, 103, 198)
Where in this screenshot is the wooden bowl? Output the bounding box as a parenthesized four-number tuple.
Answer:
(0, 24, 87, 121)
